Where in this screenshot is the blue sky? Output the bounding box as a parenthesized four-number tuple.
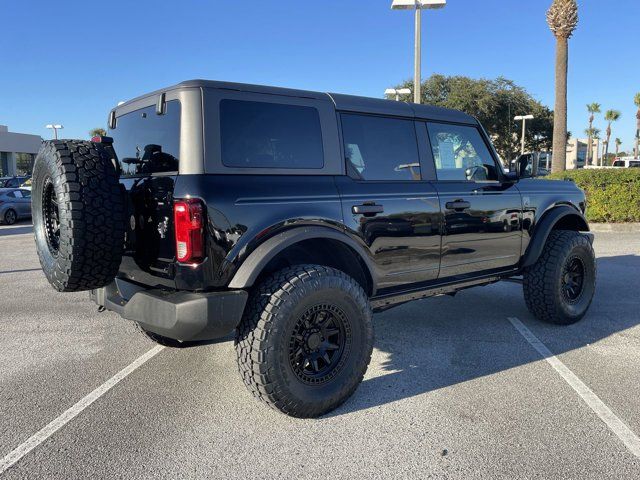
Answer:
(2, 0, 638, 152)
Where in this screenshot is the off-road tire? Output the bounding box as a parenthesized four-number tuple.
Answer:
(135, 323, 186, 348)
(32, 140, 125, 292)
(4, 209, 17, 225)
(235, 265, 374, 418)
(523, 230, 596, 325)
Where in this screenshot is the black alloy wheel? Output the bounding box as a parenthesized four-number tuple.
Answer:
(288, 304, 351, 385)
(561, 256, 585, 304)
(43, 178, 60, 255)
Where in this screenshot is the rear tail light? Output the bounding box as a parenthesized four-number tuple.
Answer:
(173, 199, 205, 263)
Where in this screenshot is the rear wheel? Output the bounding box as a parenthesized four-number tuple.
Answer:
(4, 209, 17, 225)
(523, 230, 596, 325)
(235, 265, 374, 418)
(32, 140, 125, 292)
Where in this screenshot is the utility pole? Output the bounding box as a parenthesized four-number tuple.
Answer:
(45, 124, 63, 140)
(514, 115, 534, 155)
(391, 0, 446, 104)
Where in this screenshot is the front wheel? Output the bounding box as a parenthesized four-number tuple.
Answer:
(235, 265, 374, 418)
(523, 230, 596, 325)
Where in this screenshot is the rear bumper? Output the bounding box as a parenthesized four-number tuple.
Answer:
(90, 278, 248, 342)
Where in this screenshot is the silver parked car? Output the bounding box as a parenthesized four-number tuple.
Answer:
(0, 188, 32, 225)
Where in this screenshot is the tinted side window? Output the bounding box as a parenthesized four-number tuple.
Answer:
(20, 189, 31, 199)
(427, 123, 499, 181)
(6, 191, 16, 198)
(109, 100, 180, 177)
(341, 114, 420, 181)
(220, 100, 324, 169)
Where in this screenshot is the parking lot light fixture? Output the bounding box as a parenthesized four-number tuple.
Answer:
(385, 88, 412, 101)
(391, 0, 447, 104)
(514, 115, 534, 156)
(45, 124, 64, 140)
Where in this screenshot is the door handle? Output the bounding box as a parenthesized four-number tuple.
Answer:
(445, 200, 471, 211)
(352, 204, 384, 216)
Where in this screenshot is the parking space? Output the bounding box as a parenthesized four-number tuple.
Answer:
(1, 230, 639, 478)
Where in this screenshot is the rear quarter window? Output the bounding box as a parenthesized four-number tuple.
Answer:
(220, 99, 324, 169)
(109, 100, 180, 177)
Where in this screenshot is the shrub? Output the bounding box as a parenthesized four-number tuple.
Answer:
(546, 169, 640, 223)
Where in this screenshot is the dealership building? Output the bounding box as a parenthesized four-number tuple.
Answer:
(0, 125, 42, 176)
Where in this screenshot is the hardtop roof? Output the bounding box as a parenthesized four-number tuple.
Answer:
(115, 79, 477, 124)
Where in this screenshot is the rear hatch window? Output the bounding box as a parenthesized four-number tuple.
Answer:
(110, 100, 180, 176)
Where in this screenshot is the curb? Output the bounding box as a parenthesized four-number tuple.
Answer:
(589, 223, 640, 233)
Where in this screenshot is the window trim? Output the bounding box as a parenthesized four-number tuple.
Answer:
(339, 111, 424, 183)
(423, 120, 505, 184)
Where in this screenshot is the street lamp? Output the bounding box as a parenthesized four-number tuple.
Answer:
(45, 124, 64, 140)
(514, 115, 534, 156)
(385, 88, 412, 101)
(391, 0, 446, 104)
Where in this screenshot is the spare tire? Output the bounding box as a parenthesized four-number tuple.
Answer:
(32, 140, 125, 292)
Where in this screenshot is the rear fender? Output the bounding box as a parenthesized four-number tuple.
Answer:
(228, 226, 377, 294)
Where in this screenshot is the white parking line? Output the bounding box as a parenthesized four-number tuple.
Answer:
(0, 345, 164, 474)
(508, 317, 640, 459)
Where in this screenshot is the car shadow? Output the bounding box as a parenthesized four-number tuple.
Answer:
(179, 332, 235, 348)
(327, 254, 640, 417)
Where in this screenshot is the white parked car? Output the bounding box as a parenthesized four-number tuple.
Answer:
(612, 157, 640, 168)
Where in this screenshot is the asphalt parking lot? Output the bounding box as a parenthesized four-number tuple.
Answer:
(1, 224, 639, 479)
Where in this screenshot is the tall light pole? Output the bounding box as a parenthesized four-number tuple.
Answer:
(514, 115, 534, 155)
(45, 124, 64, 140)
(385, 88, 412, 101)
(391, 0, 446, 104)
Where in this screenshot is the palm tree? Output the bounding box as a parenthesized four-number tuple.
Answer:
(634, 92, 640, 159)
(614, 138, 622, 157)
(585, 103, 600, 165)
(584, 127, 600, 165)
(603, 109, 621, 165)
(592, 128, 602, 165)
(547, 0, 579, 173)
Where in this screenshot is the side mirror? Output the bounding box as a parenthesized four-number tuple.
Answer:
(517, 156, 532, 179)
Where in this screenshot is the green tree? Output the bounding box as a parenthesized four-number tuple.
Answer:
(614, 138, 622, 157)
(89, 127, 107, 138)
(547, 0, 579, 173)
(603, 110, 621, 164)
(634, 92, 640, 159)
(393, 75, 554, 163)
(585, 103, 600, 165)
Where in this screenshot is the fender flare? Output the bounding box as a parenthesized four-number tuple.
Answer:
(521, 205, 590, 268)
(228, 226, 378, 293)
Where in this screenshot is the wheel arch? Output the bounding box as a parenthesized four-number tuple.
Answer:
(521, 205, 590, 268)
(228, 227, 377, 296)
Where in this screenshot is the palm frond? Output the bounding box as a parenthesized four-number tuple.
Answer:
(547, 0, 579, 38)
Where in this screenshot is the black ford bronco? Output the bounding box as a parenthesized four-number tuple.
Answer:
(32, 80, 596, 418)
